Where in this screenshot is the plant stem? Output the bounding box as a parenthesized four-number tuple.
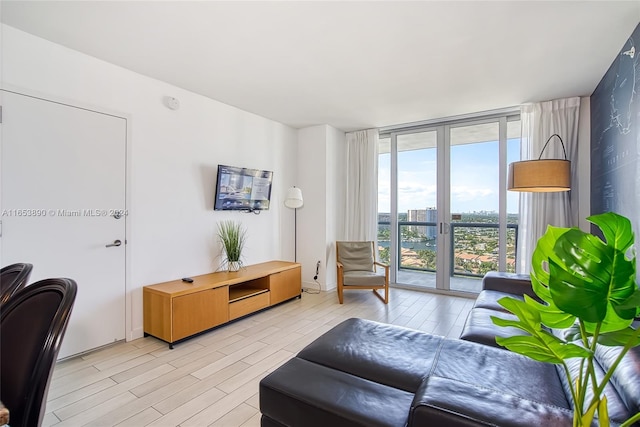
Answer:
(561, 361, 579, 420)
(620, 411, 640, 427)
(577, 320, 591, 421)
(584, 322, 602, 411)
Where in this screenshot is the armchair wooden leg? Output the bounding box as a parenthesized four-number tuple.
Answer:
(338, 285, 344, 304)
(373, 289, 389, 304)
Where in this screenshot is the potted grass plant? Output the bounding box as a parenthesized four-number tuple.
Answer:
(217, 220, 247, 272)
(492, 212, 640, 427)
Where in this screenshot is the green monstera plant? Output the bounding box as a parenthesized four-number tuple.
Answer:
(492, 212, 640, 427)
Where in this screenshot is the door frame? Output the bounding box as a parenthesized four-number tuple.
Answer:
(1, 84, 134, 348)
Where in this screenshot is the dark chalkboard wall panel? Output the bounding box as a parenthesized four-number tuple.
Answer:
(590, 22, 639, 248)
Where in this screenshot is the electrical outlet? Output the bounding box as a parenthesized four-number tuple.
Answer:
(314, 260, 321, 280)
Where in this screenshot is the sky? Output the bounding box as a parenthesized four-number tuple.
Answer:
(378, 139, 520, 214)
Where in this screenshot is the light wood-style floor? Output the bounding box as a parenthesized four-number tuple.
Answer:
(44, 288, 475, 427)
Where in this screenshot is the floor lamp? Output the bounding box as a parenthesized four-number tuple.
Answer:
(284, 186, 304, 262)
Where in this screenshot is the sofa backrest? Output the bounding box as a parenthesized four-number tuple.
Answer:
(481, 271, 538, 298)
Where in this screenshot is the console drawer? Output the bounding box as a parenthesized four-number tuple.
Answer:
(229, 290, 270, 320)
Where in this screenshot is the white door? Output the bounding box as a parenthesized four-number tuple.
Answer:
(1, 91, 127, 358)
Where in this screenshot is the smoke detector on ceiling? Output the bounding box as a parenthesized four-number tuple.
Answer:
(163, 96, 180, 110)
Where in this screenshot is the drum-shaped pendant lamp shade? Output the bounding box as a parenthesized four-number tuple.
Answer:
(507, 159, 571, 192)
(507, 134, 571, 192)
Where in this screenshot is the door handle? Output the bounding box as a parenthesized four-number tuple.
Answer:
(106, 239, 122, 248)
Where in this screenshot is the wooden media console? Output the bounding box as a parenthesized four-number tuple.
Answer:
(143, 261, 301, 348)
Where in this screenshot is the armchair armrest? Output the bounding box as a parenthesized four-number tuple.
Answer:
(374, 262, 389, 276)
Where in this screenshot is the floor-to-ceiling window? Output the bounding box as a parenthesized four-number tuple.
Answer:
(378, 112, 521, 294)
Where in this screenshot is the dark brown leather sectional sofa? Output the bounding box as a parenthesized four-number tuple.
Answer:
(259, 273, 640, 427)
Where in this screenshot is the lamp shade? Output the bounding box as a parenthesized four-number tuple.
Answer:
(284, 187, 304, 208)
(507, 159, 571, 192)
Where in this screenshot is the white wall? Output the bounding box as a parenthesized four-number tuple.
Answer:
(297, 124, 345, 291)
(297, 126, 327, 289)
(577, 96, 591, 231)
(325, 126, 344, 289)
(1, 25, 298, 340)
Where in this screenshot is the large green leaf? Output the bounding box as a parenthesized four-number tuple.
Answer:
(495, 333, 590, 363)
(562, 323, 640, 347)
(523, 295, 576, 329)
(596, 326, 640, 347)
(493, 297, 590, 362)
(496, 296, 540, 331)
(617, 288, 640, 314)
(531, 225, 571, 303)
(548, 255, 608, 323)
(535, 214, 637, 332)
(590, 212, 634, 255)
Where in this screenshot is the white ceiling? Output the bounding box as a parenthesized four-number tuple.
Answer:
(2, 1, 639, 132)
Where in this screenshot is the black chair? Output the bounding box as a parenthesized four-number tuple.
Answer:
(0, 263, 33, 305)
(0, 278, 77, 427)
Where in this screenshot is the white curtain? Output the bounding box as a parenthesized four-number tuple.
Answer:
(517, 97, 580, 274)
(344, 129, 379, 241)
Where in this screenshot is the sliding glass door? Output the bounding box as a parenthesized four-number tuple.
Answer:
(378, 113, 520, 293)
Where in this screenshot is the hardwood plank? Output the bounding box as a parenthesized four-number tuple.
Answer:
(216, 350, 293, 393)
(191, 341, 267, 380)
(181, 378, 262, 427)
(52, 364, 175, 421)
(145, 386, 226, 426)
(209, 403, 258, 427)
(46, 377, 117, 413)
(54, 392, 138, 427)
(86, 375, 199, 426)
(152, 361, 250, 415)
(238, 412, 261, 427)
(113, 407, 162, 426)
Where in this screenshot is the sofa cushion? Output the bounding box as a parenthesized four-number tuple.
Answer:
(409, 376, 574, 427)
(435, 339, 570, 408)
(297, 318, 443, 393)
(408, 338, 573, 426)
(473, 289, 524, 312)
(460, 308, 530, 348)
(343, 271, 386, 286)
(260, 357, 413, 427)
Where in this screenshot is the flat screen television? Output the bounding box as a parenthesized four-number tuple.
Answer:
(214, 164, 273, 212)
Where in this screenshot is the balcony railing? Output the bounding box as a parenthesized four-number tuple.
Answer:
(378, 221, 518, 278)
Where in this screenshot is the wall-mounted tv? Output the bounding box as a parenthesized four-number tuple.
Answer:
(214, 164, 273, 212)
